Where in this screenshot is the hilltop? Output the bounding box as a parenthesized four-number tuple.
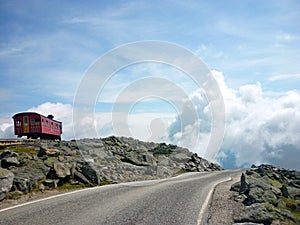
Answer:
(0, 136, 223, 202)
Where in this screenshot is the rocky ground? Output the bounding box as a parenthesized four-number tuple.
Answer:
(230, 164, 300, 225)
(0, 136, 223, 204)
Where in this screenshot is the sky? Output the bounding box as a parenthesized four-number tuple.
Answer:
(0, 0, 300, 169)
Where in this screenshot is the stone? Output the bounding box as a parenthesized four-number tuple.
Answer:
(184, 153, 223, 172)
(11, 158, 50, 193)
(1, 157, 20, 168)
(43, 179, 59, 189)
(0, 150, 19, 160)
(74, 171, 91, 185)
(38, 147, 60, 157)
(234, 203, 276, 224)
(53, 162, 71, 178)
(58, 155, 65, 162)
(280, 185, 289, 198)
(240, 173, 249, 194)
(0, 168, 14, 201)
(231, 181, 241, 192)
(234, 194, 247, 203)
(39, 183, 45, 192)
(287, 186, 300, 200)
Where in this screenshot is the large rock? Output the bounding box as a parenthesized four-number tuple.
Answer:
(0, 150, 19, 160)
(53, 162, 71, 178)
(0, 168, 14, 200)
(38, 147, 60, 157)
(76, 160, 100, 185)
(11, 158, 50, 193)
(1, 157, 20, 168)
(234, 203, 279, 224)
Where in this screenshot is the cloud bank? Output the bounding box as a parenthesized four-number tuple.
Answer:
(167, 70, 300, 169)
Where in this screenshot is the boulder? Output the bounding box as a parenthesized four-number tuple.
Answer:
(0, 150, 19, 160)
(231, 181, 241, 192)
(1, 157, 20, 168)
(38, 147, 60, 157)
(287, 186, 300, 200)
(280, 185, 289, 198)
(234, 203, 277, 224)
(122, 150, 154, 166)
(0, 168, 14, 201)
(73, 171, 91, 185)
(11, 158, 50, 193)
(43, 179, 59, 189)
(76, 160, 100, 185)
(53, 162, 71, 178)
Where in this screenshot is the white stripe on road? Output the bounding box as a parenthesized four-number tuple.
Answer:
(196, 176, 232, 225)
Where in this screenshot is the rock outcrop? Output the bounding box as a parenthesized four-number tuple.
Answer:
(0, 136, 222, 201)
(231, 164, 300, 225)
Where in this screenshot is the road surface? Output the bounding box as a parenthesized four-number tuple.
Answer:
(0, 170, 241, 225)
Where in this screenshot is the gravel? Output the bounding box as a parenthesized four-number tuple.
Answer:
(206, 172, 244, 225)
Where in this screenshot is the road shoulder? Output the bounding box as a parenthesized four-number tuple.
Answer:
(206, 172, 243, 225)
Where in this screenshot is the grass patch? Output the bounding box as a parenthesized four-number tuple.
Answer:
(279, 196, 300, 222)
(56, 182, 89, 191)
(101, 177, 112, 186)
(175, 168, 188, 175)
(268, 178, 283, 189)
(3, 146, 37, 157)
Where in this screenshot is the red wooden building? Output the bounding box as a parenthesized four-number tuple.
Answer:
(12, 112, 62, 140)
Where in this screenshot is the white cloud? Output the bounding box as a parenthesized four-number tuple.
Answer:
(28, 102, 74, 140)
(269, 73, 300, 81)
(167, 70, 300, 169)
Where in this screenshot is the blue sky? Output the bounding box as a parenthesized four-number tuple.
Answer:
(1, 0, 300, 169)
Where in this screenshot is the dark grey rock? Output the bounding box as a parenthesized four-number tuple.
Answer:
(280, 185, 289, 198)
(287, 186, 300, 200)
(234, 203, 277, 224)
(11, 158, 50, 193)
(0, 150, 19, 160)
(240, 173, 249, 195)
(0, 168, 14, 200)
(231, 181, 241, 192)
(1, 157, 20, 168)
(76, 160, 100, 185)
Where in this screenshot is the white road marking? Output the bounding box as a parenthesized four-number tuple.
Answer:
(196, 176, 232, 225)
(0, 185, 106, 213)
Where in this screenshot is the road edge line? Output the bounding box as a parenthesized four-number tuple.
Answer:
(196, 176, 232, 225)
(0, 185, 104, 213)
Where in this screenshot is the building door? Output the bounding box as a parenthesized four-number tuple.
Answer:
(23, 116, 29, 133)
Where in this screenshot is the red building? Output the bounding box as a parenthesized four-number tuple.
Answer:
(12, 112, 62, 140)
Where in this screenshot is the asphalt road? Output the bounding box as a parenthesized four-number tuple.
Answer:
(0, 170, 241, 225)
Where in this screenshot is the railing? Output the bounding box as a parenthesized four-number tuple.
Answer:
(0, 139, 37, 147)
